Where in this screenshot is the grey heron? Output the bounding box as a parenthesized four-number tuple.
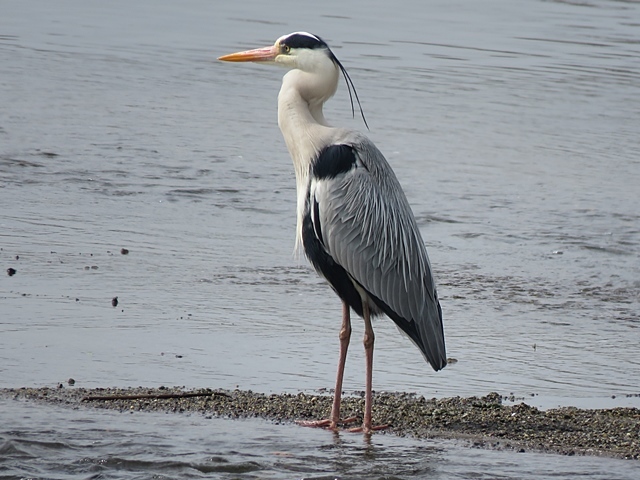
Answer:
(219, 32, 446, 434)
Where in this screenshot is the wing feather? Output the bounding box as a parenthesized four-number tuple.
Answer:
(313, 134, 447, 371)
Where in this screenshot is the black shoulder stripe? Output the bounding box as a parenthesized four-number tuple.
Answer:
(312, 144, 356, 180)
(312, 195, 325, 246)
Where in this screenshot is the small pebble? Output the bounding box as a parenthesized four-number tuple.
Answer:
(7, 268, 16, 276)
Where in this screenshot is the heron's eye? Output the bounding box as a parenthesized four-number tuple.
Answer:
(282, 44, 291, 54)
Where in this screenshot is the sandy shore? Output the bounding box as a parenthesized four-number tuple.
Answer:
(2, 386, 638, 460)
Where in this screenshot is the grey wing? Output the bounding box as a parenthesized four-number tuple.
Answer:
(313, 137, 447, 371)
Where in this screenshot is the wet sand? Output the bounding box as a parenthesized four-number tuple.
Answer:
(3, 386, 638, 460)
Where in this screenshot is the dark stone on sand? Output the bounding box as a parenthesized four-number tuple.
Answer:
(1, 386, 638, 460)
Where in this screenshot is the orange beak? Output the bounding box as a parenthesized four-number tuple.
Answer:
(218, 45, 278, 63)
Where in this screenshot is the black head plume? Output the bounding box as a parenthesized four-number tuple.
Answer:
(330, 50, 369, 131)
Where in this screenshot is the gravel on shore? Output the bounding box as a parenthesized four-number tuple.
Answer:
(2, 386, 638, 460)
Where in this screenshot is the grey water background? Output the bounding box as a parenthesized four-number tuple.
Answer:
(1, 0, 639, 478)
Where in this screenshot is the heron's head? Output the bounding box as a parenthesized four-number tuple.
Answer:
(219, 32, 368, 128)
(219, 32, 335, 73)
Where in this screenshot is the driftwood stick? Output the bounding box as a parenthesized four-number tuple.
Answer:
(81, 391, 230, 402)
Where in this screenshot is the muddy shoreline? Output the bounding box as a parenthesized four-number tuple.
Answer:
(2, 386, 638, 460)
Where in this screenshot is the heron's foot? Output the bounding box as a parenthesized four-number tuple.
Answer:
(297, 417, 358, 430)
(347, 423, 390, 434)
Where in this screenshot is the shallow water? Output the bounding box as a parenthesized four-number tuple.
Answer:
(1, 0, 639, 477)
(2, 398, 640, 480)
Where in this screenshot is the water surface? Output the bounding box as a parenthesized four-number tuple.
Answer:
(2, 398, 639, 480)
(1, 0, 639, 478)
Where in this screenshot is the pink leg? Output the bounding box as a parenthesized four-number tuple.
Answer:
(349, 302, 388, 434)
(329, 301, 353, 427)
(298, 301, 356, 429)
(362, 302, 374, 433)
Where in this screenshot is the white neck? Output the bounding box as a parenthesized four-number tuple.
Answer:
(277, 67, 339, 253)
